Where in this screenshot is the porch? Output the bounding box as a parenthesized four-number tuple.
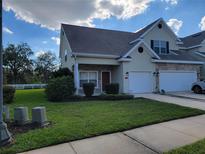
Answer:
(74, 64, 121, 95)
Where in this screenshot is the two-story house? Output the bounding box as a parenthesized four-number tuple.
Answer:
(59, 18, 205, 94)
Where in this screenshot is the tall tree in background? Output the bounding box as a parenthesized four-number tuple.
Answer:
(35, 51, 57, 83)
(3, 43, 33, 83)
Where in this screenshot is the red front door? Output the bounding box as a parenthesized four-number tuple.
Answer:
(102, 72, 110, 91)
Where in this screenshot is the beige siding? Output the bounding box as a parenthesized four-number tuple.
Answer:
(111, 64, 123, 92)
(122, 44, 156, 93)
(143, 21, 179, 51)
(76, 57, 119, 65)
(60, 28, 75, 70)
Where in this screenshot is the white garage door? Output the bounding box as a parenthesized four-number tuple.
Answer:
(129, 72, 153, 93)
(159, 71, 197, 92)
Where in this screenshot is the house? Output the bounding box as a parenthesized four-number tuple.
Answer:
(59, 18, 205, 94)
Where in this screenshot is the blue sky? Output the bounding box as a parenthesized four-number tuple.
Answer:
(2, 0, 205, 58)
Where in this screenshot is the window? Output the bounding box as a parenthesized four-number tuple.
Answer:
(64, 50, 68, 62)
(80, 71, 98, 87)
(151, 40, 169, 54)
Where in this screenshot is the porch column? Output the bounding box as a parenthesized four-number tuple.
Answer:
(74, 63, 79, 95)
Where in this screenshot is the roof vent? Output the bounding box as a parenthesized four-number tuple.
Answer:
(138, 47, 144, 53)
(158, 24, 162, 29)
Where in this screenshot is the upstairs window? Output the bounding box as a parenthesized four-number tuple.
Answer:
(151, 40, 169, 54)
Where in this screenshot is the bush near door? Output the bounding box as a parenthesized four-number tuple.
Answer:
(105, 83, 119, 94)
(45, 76, 75, 101)
(83, 83, 95, 97)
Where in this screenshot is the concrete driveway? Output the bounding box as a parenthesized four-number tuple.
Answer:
(135, 93, 205, 110)
(167, 91, 205, 101)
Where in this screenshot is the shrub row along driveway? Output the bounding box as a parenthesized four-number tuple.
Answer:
(0, 89, 204, 154)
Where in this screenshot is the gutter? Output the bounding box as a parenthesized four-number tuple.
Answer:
(152, 59, 204, 64)
(72, 52, 119, 59)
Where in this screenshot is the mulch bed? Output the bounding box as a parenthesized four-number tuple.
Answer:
(7, 121, 52, 135)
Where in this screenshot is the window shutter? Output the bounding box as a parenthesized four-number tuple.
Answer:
(151, 40, 154, 49)
(166, 41, 169, 53)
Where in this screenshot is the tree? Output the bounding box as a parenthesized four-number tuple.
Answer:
(35, 51, 57, 83)
(3, 43, 33, 83)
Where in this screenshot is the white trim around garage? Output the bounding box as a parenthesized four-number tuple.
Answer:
(152, 59, 204, 64)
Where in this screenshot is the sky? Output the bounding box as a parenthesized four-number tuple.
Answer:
(2, 0, 205, 58)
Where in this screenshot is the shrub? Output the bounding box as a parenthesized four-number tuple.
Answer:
(45, 76, 75, 101)
(3, 86, 15, 104)
(52, 68, 73, 78)
(83, 83, 95, 97)
(105, 83, 119, 94)
(99, 94, 134, 100)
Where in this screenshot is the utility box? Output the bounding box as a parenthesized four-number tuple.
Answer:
(32, 107, 48, 126)
(14, 107, 29, 125)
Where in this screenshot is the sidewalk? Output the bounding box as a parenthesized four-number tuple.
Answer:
(20, 115, 205, 154)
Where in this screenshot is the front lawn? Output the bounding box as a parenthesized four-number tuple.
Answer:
(166, 138, 205, 154)
(0, 89, 204, 154)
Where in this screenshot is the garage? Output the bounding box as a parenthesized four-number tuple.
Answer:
(159, 71, 197, 92)
(129, 72, 154, 93)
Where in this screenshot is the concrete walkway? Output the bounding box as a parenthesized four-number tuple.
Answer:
(135, 93, 205, 110)
(20, 115, 205, 154)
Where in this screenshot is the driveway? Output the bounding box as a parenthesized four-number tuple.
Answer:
(20, 115, 205, 154)
(135, 93, 205, 110)
(167, 91, 205, 101)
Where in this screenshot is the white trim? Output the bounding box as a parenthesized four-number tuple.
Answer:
(179, 45, 202, 50)
(139, 18, 181, 42)
(152, 59, 204, 64)
(79, 70, 99, 88)
(195, 51, 205, 58)
(72, 52, 118, 58)
(117, 58, 132, 62)
(159, 70, 197, 73)
(101, 71, 111, 92)
(123, 40, 160, 59)
(169, 50, 178, 55)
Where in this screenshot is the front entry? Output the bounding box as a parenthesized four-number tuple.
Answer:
(102, 71, 110, 91)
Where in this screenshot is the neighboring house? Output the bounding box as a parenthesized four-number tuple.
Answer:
(180, 31, 205, 80)
(59, 18, 205, 94)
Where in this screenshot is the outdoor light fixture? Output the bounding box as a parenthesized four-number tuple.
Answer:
(0, 3, 12, 145)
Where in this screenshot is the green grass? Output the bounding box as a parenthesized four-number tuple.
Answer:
(0, 89, 204, 154)
(166, 138, 205, 154)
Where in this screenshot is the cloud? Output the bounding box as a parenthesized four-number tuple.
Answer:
(167, 18, 183, 35)
(163, 0, 178, 5)
(199, 16, 205, 31)
(35, 50, 46, 57)
(3, 0, 152, 30)
(51, 37, 60, 45)
(3, 27, 13, 34)
(42, 41, 47, 44)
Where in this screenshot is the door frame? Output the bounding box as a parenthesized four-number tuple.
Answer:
(101, 71, 111, 92)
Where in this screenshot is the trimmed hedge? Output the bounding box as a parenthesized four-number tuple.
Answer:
(99, 94, 134, 100)
(52, 68, 73, 78)
(105, 83, 119, 94)
(63, 94, 134, 102)
(3, 86, 16, 104)
(83, 83, 95, 97)
(45, 76, 75, 101)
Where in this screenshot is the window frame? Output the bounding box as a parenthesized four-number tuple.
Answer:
(153, 40, 169, 54)
(79, 71, 98, 88)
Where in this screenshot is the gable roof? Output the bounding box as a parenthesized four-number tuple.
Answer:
(61, 18, 161, 56)
(181, 31, 205, 48)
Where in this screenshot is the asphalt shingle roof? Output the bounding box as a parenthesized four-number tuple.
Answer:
(181, 31, 205, 47)
(62, 18, 160, 56)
